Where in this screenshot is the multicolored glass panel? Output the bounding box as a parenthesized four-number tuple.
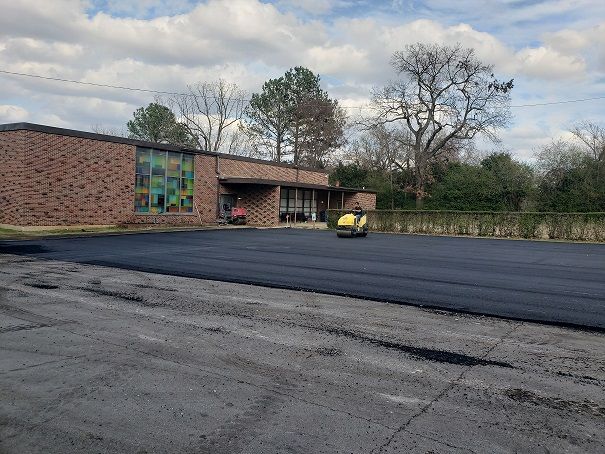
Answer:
(167, 152, 181, 178)
(136, 148, 151, 174)
(135, 148, 195, 214)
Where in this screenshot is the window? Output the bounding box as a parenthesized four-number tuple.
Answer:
(279, 187, 317, 218)
(135, 148, 195, 214)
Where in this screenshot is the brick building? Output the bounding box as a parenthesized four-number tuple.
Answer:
(0, 123, 376, 229)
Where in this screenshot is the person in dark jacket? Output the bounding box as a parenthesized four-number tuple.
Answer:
(352, 202, 363, 224)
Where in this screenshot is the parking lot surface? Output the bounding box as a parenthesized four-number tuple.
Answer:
(1, 229, 604, 328)
(1, 254, 604, 453)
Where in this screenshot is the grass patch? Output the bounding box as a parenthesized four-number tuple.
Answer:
(0, 225, 211, 240)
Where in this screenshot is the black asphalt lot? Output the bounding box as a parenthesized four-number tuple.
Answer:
(1, 228, 604, 329)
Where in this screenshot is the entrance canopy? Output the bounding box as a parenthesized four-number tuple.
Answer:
(219, 176, 376, 223)
(218, 176, 371, 193)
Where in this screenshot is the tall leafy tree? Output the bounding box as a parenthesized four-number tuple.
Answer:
(127, 102, 195, 147)
(535, 139, 605, 212)
(243, 66, 345, 166)
(372, 43, 513, 208)
(243, 76, 293, 162)
(428, 153, 534, 211)
(296, 97, 346, 168)
(480, 153, 534, 211)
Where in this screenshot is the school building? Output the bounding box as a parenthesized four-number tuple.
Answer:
(0, 123, 376, 229)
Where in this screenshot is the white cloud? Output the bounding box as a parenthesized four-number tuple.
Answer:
(0, 105, 29, 122)
(306, 44, 369, 75)
(0, 0, 603, 162)
(515, 46, 586, 80)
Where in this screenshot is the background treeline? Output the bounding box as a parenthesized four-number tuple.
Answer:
(331, 121, 605, 212)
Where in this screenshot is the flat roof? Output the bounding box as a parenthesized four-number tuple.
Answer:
(219, 177, 376, 193)
(0, 122, 330, 174)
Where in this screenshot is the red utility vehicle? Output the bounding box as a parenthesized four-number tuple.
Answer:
(229, 207, 247, 225)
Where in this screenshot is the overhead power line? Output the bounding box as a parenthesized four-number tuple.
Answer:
(1, 68, 603, 109)
(510, 96, 605, 107)
(0, 69, 191, 97)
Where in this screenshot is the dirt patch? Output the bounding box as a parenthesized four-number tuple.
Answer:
(504, 388, 605, 417)
(322, 325, 513, 368)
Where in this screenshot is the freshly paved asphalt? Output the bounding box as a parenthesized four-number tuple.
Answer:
(1, 228, 604, 329)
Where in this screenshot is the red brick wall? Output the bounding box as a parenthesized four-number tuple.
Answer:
(0, 129, 331, 228)
(233, 184, 280, 226)
(343, 192, 376, 210)
(219, 157, 328, 186)
(1, 131, 205, 227)
(0, 130, 25, 226)
(297, 168, 329, 185)
(18, 131, 136, 227)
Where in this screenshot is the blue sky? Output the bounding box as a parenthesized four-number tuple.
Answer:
(0, 0, 603, 160)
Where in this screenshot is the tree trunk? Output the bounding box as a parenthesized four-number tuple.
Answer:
(294, 120, 300, 165)
(415, 192, 424, 209)
(390, 169, 394, 210)
(414, 150, 426, 209)
(415, 164, 425, 209)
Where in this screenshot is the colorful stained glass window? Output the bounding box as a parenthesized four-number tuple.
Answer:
(180, 178, 194, 213)
(166, 177, 180, 213)
(135, 175, 150, 193)
(134, 193, 149, 212)
(150, 175, 166, 214)
(136, 149, 151, 174)
(167, 152, 181, 178)
(182, 155, 194, 179)
(152, 152, 166, 176)
(135, 148, 195, 214)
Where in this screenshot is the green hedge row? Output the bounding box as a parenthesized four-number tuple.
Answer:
(327, 210, 605, 241)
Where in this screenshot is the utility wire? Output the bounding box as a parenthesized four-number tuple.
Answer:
(510, 96, 605, 107)
(0, 69, 191, 97)
(1, 68, 603, 109)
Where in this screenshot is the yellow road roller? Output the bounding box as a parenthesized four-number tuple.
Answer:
(336, 211, 368, 238)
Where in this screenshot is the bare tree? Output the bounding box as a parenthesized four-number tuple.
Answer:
(351, 124, 411, 172)
(372, 43, 513, 207)
(166, 80, 247, 152)
(571, 121, 605, 161)
(91, 123, 127, 137)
